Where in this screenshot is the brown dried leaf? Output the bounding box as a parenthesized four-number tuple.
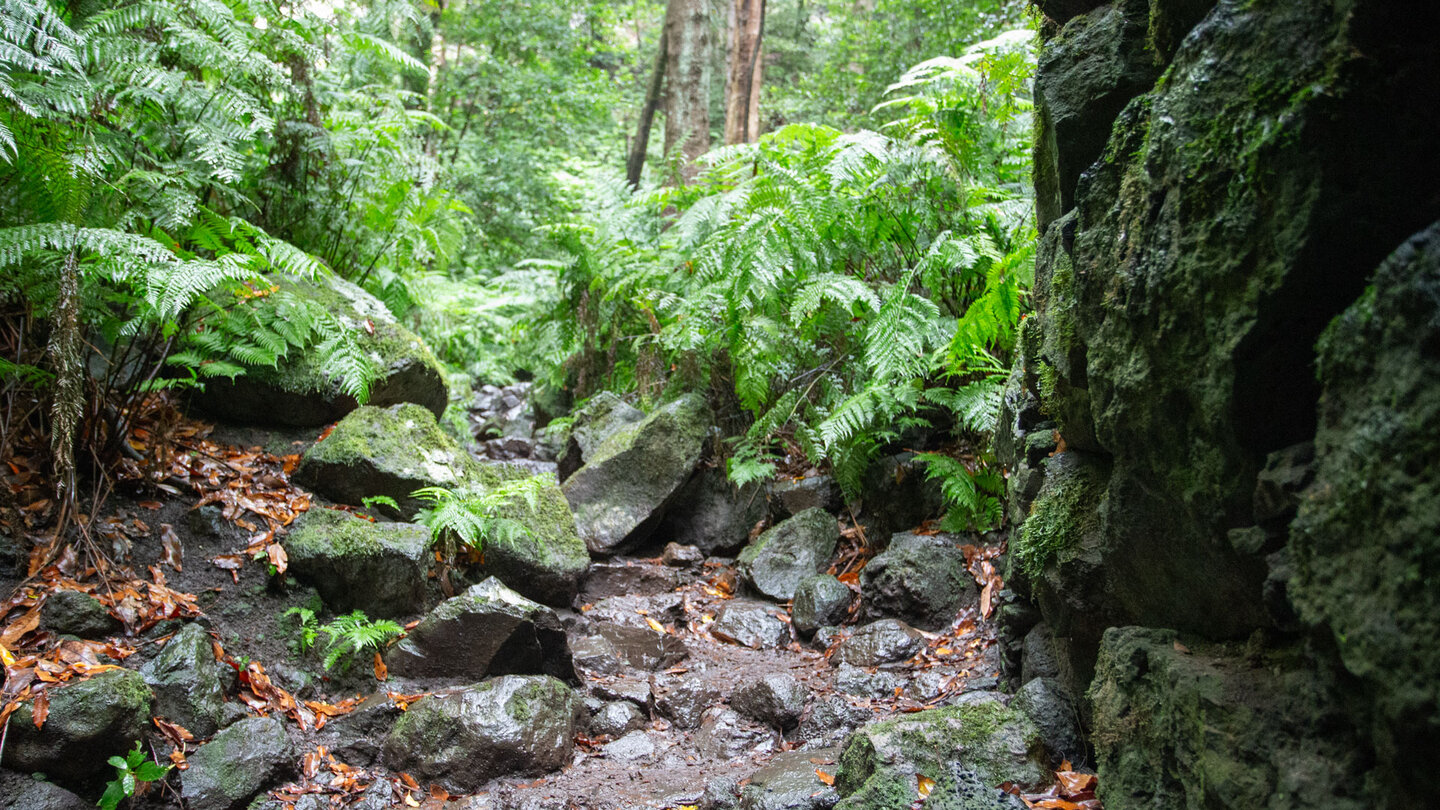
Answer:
(159, 524, 183, 572)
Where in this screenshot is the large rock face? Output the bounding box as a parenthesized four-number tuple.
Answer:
(192, 274, 447, 426)
(561, 394, 712, 555)
(1289, 224, 1440, 796)
(2, 669, 152, 790)
(1011, 0, 1440, 805)
(382, 675, 579, 792)
(284, 507, 434, 618)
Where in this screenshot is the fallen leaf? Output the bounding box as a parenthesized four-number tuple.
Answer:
(159, 524, 183, 572)
(917, 774, 935, 798)
(374, 653, 388, 682)
(646, 617, 667, 634)
(265, 542, 287, 575)
(1173, 641, 1191, 654)
(212, 554, 244, 583)
(1, 607, 41, 647)
(138, 500, 164, 510)
(1055, 769, 1097, 794)
(815, 770, 835, 786)
(30, 688, 48, 728)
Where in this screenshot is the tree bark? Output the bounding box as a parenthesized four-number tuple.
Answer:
(626, 27, 668, 188)
(48, 245, 82, 514)
(723, 0, 765, 145)
(661, 0, 712, 183)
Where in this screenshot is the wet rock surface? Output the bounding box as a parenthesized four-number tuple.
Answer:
(2, 668, 153, 790)
(283, 507, 434, 617)
(710, 600, 792, 650)
(182, 715, 295, 810)
(141, 621, 242, 737)
(860, 533, 973, 631)
(737, 508, 840, 601)
(790, 574, 851, 637)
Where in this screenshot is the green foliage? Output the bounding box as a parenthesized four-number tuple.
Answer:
(282, 606, 320, 656)
(98, 741, 170, 810)
(360, 495, 400, 514)
(319, 610, 402, 672)
(411, 476, 549, 561)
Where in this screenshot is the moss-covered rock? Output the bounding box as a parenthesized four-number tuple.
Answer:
(834, 697, 1049, 808)
(381, 675, 579, 792)
(181, 715, 294, 810)
(555, 391, 644, 482)
(468, 475, 590, 607)
(1, 668, 152, 790)
(141, 621, 244, 737)
(561, 394, 712, 555)
(192, 274, 446, 427)
(737, 508, 840, 602)
(860, 534, 973, 631)
(40, 590, 120, 639)
(1089, 626, 1364, 810)
(283, 507, 435, 618)
(1289, 223, 1440, 797)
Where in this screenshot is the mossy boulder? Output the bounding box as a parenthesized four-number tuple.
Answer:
(192, 274, 446, 427)
(386, 577, 573, 682)
(1289, 223, 1440, 796)
(181, 715, 295, 810)
(1089, 627, 1363, 810)
(381, 675, 579, 793)
(555, 391, 644, 482)
(860, 534, 973, 631)
(294, 402, 490, 517)
(737, 508, 840, 601)
(141, 621, 244, 737)
(561, 394, 713, 555)
(1, 668, 152, 790)
(40, 590, 120, 638)
(834, 697, 1049, 808)
(468, 475, 590, 607)
(283, 507, 435, 618)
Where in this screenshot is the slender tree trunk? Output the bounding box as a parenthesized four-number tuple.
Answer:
(662, 0, 712, 183)
(626, 27, 669, 188)
(723, 0, 766, 145)
(48, 246, 83, 515)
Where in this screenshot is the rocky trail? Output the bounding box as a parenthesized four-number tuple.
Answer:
(1, 354, 1092, 810)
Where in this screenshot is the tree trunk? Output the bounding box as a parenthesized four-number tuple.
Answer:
(723, 0, 765, 145)
(662, 0, 712, 183)
(48, 246, 82, 515)
(626, 27, 669, 188)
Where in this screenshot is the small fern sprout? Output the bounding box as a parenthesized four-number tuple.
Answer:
(411, 476, 549, 562)
(319, 611, 403, 672)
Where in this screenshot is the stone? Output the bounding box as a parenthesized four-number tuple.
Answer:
(590, 675, 653, 708)
(737, 509, 840, 601)
(40, 590, 119, 638)
(467, 474, 591, 607)
(181, 716, 294, 810)
(833, 698, 1048, 806)
(582, 592, 685, 628)
(603, 730, 657, 762)
(561, 394, 712, 554)
(831, 664, 906, 701)
(556, 392, 645, 482)
(1089, 627, 1363, 810)
(592, 622, 689, 671)
(2, 668, 152, 790)
(835, 620, 925, 667)
(283, 508, 433, 618)
(1289, 223, 1440, 800)
(731, 673, 808, 730)
(694, 707, 779, 761)
(0, 779, 90, 810)
(383, 676, 579, 793)
(710, 600, 791, 650)
(589, 701, 647, 738)
(191, 273, 446, 427)
(570, 634, 625, 676)
(322, 691, 407, 766)
(386, 578, 573, 682)
(1010, 678, 1083, 767)
(702, 776, 743, 810)
(859, 537, 972, 631)
(657, 467, 767, 556)
(661, 541, 705, 567)
(857, 454, 945, 539)
(897, 764, 1029, 810)
(656, 679, 724, 729)
(1252, 442, 1315, 533)
(739, 749, 842, 810)
(790, 574, 851, 637)
(797, 696, 872, 749)
(141, 622, 240, 737)
(1019, 623, 1065, 686)
(768, 475, 843, 519)
(579, 561, 685, 601)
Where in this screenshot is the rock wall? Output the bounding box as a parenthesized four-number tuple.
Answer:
(1006, 1, 1440, 806)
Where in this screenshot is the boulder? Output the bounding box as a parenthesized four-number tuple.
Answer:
(283, 508, 433, 618)
(833, 698, 1048, 807)
(791, 575, 851, 637)
(603, 730, 658, 762)
(141, 622, 242, 737)
(0, 779, 91, 810)
(382, 676, 579, 792)
(192, 274, 446, 427)
(1089, 627, 1363, 810)
(181, 715, 294, 810)
(710, 601, 792, 650)
(321, 691, 408, 766)
(797, 696, 872, 750)
(386, 578, 573, 682)
(860, 536, 972, 631)
(661, 541, 705, 567)
(294, 402, 490, 517)
(40, 590, 119, 638)
(835, 620, 925, 668)
(769, 475, 843, 520)
(579, 561, 685, 602)
(1, 668, 152, 790)
(739, 749, 842, 810)
(656, 678, 724, 730)
(695, 707, 779, 761)
(561, 394, 712, 554)
(556, 392, 645, 482)
(657, 467, 767, 555)
(737, 509, 840, 601)
(1010, 678, 1082, 767)
(588, 701, 647, 738)
(467, 475, 590, 607)
(732, 673, 808, 731)
(831, 665, 906, 701)
(591, 622, 689, 671)
(1290, 223, 1440, 791)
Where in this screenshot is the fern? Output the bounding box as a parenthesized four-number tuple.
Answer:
(411, 476, 549, 561)
(319, 611, 403, 672)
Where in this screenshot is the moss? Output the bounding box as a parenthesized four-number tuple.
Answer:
(286, 508, 385, 557)
(1014, 454, 1107, 579)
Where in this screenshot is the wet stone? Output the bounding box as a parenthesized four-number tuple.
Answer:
(589, 700, 647, 737)
(832, 664, 908, 700)
(582, 592, 685, 628)
(737, 509, 841, 601)
(739, 749, 842, 810)
(603, 730, 657, 762)
(711, 600, 792, 650)
(570, 634, 626, 676)
(1012, 677, 1084, 766)
(656, 678, 724, 729)
(593, 622, 689, 670)
(579, 562, 686, 602)
(702, 776, 743, 810)
(796, 695, 872, 749)
(791, 575, 851, 637)
(694, 707, 779, 761)
(835, 619, 925, 667)
(590, 675, 653, 708)
(182, 715, 294, 810)
(662, 542, 705, 567)
(40, 590, 119, 638)
(731, 673, 809, 730)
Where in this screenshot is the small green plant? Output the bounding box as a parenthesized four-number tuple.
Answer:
(98, 741, 170, 810)
(320, 611, 403, 672)
(361, 495, 400, 515)
(282, 607, 320, 655)
(411, 476, 549, 562)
